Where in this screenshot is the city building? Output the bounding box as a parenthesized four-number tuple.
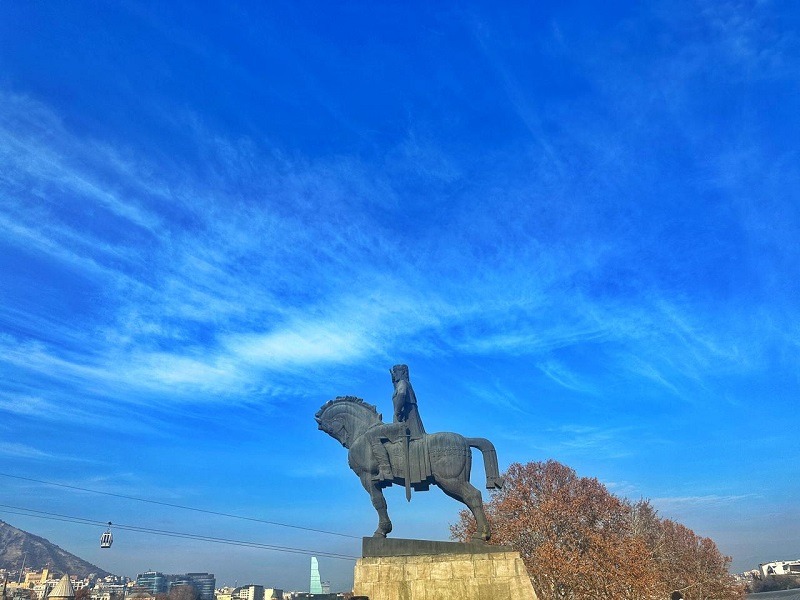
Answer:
(135, 573, 168, 595)
(32, 582, 54, 600)
(231, 586, 262, 600)
(308, 559, 321, 595)
(760, 559, 800, 577)
(24, 570, 50, 587)
(31, 572, 68, 600)
(134, 572, 215, 600)
(90, 581, 127, 600)
(170, 574, 215, 600)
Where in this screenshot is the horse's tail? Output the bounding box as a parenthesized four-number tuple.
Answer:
(466, 437, 505, 490)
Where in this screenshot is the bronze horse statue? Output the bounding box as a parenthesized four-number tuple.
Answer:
(315, 395, 504, 541)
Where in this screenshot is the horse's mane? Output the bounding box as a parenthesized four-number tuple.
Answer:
(315, 395, 381, 420)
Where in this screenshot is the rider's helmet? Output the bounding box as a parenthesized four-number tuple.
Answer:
(390, 364, 409, 382)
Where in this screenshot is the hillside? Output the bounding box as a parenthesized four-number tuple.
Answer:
(0, 520, 112, 578)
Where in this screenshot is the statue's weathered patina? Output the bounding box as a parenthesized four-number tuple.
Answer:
(315, 364, 504, 541)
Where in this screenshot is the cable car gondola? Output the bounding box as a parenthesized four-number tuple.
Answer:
(100, 522, 113, 549)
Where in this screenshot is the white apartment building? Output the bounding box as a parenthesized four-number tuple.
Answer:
(760, 559, 800, 577)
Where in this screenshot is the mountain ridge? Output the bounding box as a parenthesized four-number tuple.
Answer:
(0, 520, 112, 579)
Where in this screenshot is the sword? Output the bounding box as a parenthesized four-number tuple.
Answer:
(404, 427, 412, 502)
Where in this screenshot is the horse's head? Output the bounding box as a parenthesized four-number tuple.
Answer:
(315, 395, 382, 449)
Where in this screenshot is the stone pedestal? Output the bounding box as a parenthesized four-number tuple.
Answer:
(353, 538, 539, 600)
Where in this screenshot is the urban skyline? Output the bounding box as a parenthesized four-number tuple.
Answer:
(1, 563, 335, 598)
(4, 550, 800, 597)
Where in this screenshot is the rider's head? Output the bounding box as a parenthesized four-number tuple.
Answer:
(390, 364, 409, 383)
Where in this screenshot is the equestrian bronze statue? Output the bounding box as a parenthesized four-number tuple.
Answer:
(315, 364, 504, 541)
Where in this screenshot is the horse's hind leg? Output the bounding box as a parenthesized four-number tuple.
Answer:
(360, 475, 392, 537)
(437, 478, 491, 542)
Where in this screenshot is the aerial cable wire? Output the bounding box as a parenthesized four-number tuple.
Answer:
(0, 506, 356, 560)
(0, 472, 358, 539)
(0, 504, 358, 560)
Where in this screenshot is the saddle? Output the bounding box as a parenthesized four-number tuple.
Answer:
(384, 435, 433, 490)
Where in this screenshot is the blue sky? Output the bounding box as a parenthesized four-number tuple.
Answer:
(1, 0, 799, 591)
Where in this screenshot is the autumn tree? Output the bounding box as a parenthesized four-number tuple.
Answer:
(750, 574, 800, 593)
(452, 460, 658, 599)
(451, 460, 745, 600)
(653, 519, 744, 600)
(74, 588, 91, 600)
(168, 586, 199, 600)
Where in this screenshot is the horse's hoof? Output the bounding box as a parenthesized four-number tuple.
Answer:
(471, 528, 491, 543)
(378, 521, 393, 535)
(486, 477, 505, 489)
(372, 531, 387, 538)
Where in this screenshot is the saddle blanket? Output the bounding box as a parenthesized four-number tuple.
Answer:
(386, 435, 433, 490)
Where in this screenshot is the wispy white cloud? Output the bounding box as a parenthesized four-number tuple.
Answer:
(653, 494, 761, 510)
(499, 424, 638, 460)
(0, 443, 53, 459)
(0, 442, 96, 463)
(226, 325, 374, 367)
(467, 13, 563, 171)
(536, 360, 598, 395)
(0, 67, 795, 431)
(127, 353, 244, 390)
(0, 335, 111, 384)
(549, 424, 636, 459)
(616, 355, 684, 398)
(0, 98, 161, 233)
(452, 325, 608, 357)
(605, 480, 642, 498)
(461, 379, 527, 413)
(0, 212, 143, 288)
(696, 0, 794, 78)
(0, 393, 59, 417)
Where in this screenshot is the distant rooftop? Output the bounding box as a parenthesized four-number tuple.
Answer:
(48, 575, 75, 600)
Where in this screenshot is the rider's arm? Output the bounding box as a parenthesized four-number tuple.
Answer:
(392, 380, 408, 421)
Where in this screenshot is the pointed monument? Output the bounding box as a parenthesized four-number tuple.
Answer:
(48, 575, 75, 600)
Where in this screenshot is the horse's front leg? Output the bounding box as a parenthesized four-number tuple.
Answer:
(360, 475, 392, 537)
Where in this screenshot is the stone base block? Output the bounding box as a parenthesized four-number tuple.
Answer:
(353, 548, 539, 600)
